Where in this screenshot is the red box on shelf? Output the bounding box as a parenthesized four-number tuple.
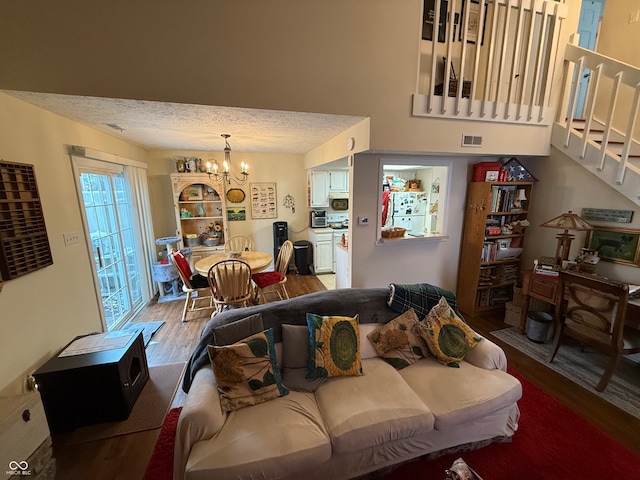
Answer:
(473, 162, 502, 182)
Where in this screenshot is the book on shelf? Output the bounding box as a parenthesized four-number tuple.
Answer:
(489, 185, 517, 213)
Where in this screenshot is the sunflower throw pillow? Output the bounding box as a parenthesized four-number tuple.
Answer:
(417, 296, 482, 367)
(367, 309, 429, 369)
(306, 313, 362, 378)
(208, 328, 288, 412)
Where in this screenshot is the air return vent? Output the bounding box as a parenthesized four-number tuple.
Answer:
(462, 135, 483, 147)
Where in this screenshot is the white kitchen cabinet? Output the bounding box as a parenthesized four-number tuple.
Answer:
(308, 170, 329, 207)
(329, 170, 349, 192)
(308, 228, 333, 274)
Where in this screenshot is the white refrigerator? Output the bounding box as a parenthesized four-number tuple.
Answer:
(389, 192, 427, 234)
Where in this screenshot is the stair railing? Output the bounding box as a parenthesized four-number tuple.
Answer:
(556, 39, 640, 185)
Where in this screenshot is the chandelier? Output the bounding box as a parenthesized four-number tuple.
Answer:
(206, 134, 249, 186)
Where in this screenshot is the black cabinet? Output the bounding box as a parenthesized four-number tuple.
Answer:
(33, 331, 149, 433)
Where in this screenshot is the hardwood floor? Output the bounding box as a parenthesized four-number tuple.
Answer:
(52, 273, 327, 480)
(52, 275, 639, 479)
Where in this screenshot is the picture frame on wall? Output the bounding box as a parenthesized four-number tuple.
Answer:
(422, 0, 448, 43)
(587, 227, 640, 267)
(250, 182, 278, 219)
(227, 206, 246, 222)
(466, 0, 487, 45)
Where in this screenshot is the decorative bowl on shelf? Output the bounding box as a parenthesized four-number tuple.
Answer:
(185, 235, 202, 246)
(204, 237, 220, 247)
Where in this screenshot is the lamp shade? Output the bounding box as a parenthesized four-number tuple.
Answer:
(540, 211, 593, 264)
(540, 211, 593, 232)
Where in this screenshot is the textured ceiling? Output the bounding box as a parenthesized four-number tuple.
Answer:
(4, 90, 366, 154)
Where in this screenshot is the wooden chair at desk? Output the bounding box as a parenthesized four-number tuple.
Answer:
(547, 270, 640, 392)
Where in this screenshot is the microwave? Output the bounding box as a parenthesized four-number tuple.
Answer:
(310, 210, 328, 228)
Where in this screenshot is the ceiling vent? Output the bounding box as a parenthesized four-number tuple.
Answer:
(462, 135, 482, 147)
(105, 123, 124, 132)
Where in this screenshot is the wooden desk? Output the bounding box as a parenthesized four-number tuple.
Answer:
(194, 251, 272, 276)
(519, 270, 640, 334)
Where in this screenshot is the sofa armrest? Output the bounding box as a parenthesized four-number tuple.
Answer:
(174, 367, 227, 480)
(464, 336, 507, 372)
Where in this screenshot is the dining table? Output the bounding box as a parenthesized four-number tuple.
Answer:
(194, 251, 273, 276)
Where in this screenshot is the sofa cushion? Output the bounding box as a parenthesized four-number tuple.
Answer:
(399, 357, 522, 430)
(186, 391, 331, 480)
(281, 324, 326, 392)
(417, 297, 482, 367)
(306, 313, 362, 378)
(208, 328, 287, 412)
(314, 357, 435, 454)
(211, 313, 264, 346)
(367, 308, 428, 369)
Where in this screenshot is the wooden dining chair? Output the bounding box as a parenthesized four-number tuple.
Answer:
(169, 249, 214, 322)
(224, 235, 254, 253)
(251, 240, 294, 304)
(207, 259, 253, 315)
(547, 270, 640, 392)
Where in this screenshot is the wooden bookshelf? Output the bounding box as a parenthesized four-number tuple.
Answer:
(457, 181, 533, 317)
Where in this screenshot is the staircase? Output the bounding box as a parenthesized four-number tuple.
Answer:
(551, 42, 640, 207)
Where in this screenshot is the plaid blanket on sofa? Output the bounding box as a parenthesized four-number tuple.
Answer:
(386, 283, 465, 321)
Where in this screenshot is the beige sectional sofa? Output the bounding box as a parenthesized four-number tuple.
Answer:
(174, 287, 522, 480)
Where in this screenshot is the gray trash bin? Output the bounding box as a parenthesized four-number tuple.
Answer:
(526, 311, 554, 343)
(294, 240, 312, 275)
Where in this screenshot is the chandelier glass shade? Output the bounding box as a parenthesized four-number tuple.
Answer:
(206, 134, 249, 186)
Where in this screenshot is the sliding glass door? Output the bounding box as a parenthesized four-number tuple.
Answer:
(77, 162, 143, 330)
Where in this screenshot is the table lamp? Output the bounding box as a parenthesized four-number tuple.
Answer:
(540, 211, 593, 265)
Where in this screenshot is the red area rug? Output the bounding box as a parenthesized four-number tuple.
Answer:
(144, 370, 640, 480)
(143, 406, 181, 480)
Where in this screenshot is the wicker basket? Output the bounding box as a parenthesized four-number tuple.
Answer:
(381, 227, 406, 238)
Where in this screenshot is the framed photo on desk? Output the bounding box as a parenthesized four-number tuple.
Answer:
(587, 227, 640, 267)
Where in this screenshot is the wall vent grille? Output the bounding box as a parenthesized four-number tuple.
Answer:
(462, 135, 483, 147)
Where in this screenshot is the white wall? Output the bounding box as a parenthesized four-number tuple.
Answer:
(0, 93, 148, 394)
(350, 153, 470, 292)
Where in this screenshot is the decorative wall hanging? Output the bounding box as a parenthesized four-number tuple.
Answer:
(226, 188, 246, 203)
(422, 0, 448, 43)
(283, 194, 295, 213)
(581, 208, 634, 224)
(587, 227, 640, 267)
(250, 182, 277, 219)
(0, 160, 53, 280)
(227, 206, 247, 222)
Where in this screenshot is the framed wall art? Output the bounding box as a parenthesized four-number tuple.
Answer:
(250, 182, 277, 219)
(182, 184, 203, 201)
(587, 227, 640, 267)
(466, 0, 487, 45)
(422, 0, 448, 43)
(227, 206, 246, 222)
